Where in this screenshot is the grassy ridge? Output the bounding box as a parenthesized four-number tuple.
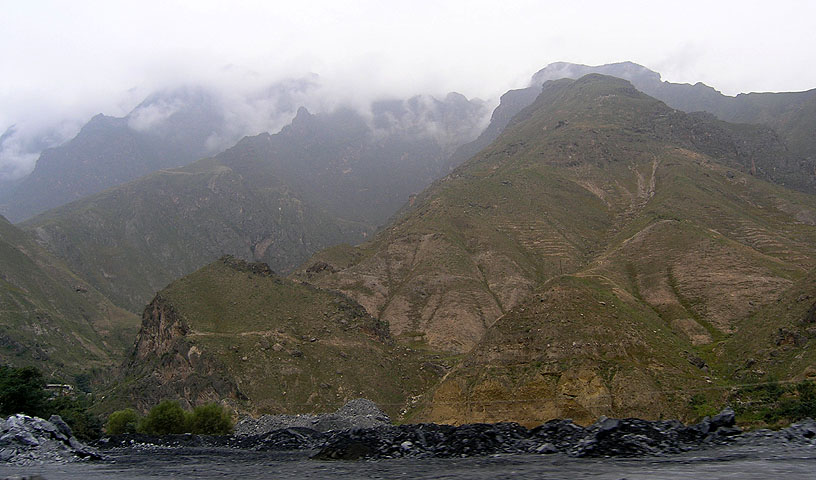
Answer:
(108, 257, 446, 419)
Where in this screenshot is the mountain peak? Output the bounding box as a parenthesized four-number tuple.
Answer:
(531, 61, 662, 88)
(290, 106, 314, 126)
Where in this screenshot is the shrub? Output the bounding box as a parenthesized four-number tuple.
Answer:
(188, 403, 233, 435)
(731, 379, 816, 427)
(688, 393, 719, 420)
(106, 408, 141, 434)
(138, 400, 187, 435)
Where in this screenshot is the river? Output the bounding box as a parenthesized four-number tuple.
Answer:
(2, 442, 815, 479)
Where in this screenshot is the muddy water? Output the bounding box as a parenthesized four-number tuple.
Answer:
(2, 443, 815, 479)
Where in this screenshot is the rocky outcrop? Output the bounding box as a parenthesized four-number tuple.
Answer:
(123, 294, 243, 411)
(0, 414, 103, 465)
(108, 258, 440, 418)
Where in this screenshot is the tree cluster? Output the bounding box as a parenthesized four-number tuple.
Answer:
(106, 400, 233, 435)
(0, 365, 101, 440)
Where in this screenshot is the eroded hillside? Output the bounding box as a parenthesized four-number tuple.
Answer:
(294, 75, 816, 423)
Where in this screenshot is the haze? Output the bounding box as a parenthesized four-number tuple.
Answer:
(1, 0, 815, 179)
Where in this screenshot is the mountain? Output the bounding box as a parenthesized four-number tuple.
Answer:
(103, 256, 444, 417)
(465, 62, 816, 195)
(0, 214, 137, 378)
(0, 88, 226, 222)
(295, 74, 816, 424)
(22, 95, 488, 312)
(0, 80, 317, 223)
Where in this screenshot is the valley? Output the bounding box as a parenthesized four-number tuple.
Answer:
(2, 63, 816, 432)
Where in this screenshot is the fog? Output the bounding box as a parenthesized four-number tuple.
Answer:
(1, 0, 815, 180)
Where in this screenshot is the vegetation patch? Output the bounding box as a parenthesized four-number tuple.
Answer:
(107, 400, 234, 435)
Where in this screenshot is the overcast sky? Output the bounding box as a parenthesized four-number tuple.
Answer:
(1, 0, 815, 177)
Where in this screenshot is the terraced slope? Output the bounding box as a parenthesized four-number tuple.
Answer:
(296, 75, 816, 423)
(0, 215, 137, 377)
(720, 268, 816, 382)
(298, 75, 816, 349)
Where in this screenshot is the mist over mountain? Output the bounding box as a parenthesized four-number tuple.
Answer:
(0, 74, 491, 223)
(0, 78, 321, 222)
(20, 91, 487, 311)
(5, 60, 814, 225)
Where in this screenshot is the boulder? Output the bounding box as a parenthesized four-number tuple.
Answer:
(0, 414, 103, 465)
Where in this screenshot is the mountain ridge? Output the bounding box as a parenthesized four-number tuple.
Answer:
(21, 95, 487, 311)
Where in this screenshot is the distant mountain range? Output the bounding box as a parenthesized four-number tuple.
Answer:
(0, 79, 319, 222)
(21, 94, 487, 311)
(465, 62, 816, 194)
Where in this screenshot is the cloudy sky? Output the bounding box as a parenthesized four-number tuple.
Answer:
(1, 0, 815, 178)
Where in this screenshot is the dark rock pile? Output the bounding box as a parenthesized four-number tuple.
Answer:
(97, 427, 327, 451)
(0, 414, 103, 465)
(770, 418, 816, 444)
(92, 405, 816, 462)
(234, 398, 391, 436)
(312, 422, 532, 460)
(314, 408, 742, 460)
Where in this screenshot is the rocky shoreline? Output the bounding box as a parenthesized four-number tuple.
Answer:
(5, 400, 816, 466)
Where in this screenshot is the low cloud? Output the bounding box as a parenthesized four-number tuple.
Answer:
(0, 119, 85, 181)
(127, 100, 184, 132)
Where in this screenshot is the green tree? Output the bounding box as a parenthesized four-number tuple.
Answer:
(138, 400, 188, 435)
(188, 403, 233, 435)
(50, 394, 102, 440)
(106, 408, 141, 434)
(0, 365, 47, 416)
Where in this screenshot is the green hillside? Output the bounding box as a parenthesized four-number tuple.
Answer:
(105, 256, 446, 418)
(23, 156, 367, 311)
(720, 268, 816, 382)
(0, 215, 137, 378)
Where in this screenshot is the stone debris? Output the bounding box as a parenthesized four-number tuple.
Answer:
(313, 407, 743, 460)
(777, 418, 816, 443)
(96, 427, 327, 452)
(0, 414, 103, 465)
(234, 398, 391, 436)
(87, 406, 816, 463)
